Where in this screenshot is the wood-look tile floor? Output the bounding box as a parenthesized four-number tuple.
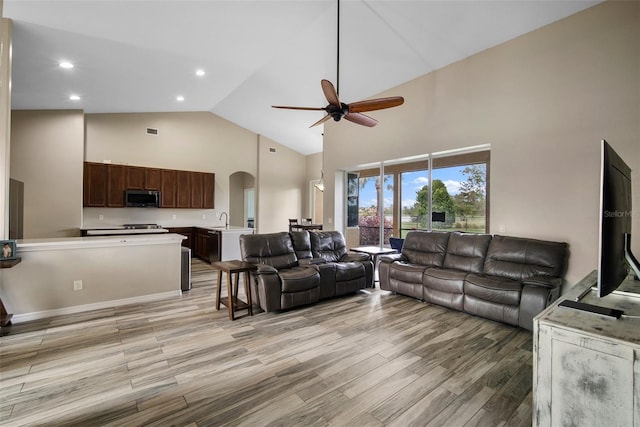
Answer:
(0, 259, 533, 426)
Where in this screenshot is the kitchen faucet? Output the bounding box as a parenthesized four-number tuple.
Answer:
(219, 211, 229, 228)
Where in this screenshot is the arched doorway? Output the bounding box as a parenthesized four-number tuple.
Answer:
(229, 171, 255, 228)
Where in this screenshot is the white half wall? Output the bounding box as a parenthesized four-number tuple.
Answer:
(0, 234, 183, 321)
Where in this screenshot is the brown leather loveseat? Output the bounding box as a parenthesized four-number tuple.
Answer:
(378, 231, 568, 330)
(239, 230, 374, 312)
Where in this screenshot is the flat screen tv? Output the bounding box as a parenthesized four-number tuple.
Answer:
(597, 139, 640, 297)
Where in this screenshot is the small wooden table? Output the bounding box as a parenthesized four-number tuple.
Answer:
(212, 260, 257, 320)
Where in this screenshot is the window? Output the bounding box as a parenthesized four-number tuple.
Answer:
(350, 149, 490, 245)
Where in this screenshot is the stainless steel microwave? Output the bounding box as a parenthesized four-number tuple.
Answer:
(125, 189, 161, 207)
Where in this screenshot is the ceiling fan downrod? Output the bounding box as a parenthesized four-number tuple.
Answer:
(336, 0, 340, 96)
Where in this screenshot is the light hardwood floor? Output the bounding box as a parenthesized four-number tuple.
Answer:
(1, 259, 533, 426)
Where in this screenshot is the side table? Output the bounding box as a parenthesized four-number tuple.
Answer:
(350, 246, 397, 283)
(211, 260, 257, 320)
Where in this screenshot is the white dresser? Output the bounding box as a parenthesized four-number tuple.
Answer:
(533, 270, 640, 427)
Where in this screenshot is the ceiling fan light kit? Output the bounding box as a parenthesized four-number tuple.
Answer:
(272, 0, 404, 128)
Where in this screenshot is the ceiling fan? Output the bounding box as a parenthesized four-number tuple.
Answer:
(272, 0, 404, 128)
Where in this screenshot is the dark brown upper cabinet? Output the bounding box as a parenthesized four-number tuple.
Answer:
(107, 165, 126, 207)
(126, 166, 145, 189)
(176, 170, 191, 208)
(83, 162, 214, 209)
(190, 172, 204, 209)
(160, 169, 177, 208)
(83, 162, 108, 207)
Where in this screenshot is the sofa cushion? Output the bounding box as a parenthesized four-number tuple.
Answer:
(279, 266, 320, 293)
(463, 295, 520, 327)
(401, 231, 450, 267)
(310, 231, 348, 262)
(389, 262, 430, 285)
(290, 230, 313, 260)
(239, 232, 298, 270)
(423, 268, 467, 294)
(483, 235, 568, 281)
(443, 232, 492, 273)
(464, 273, 522, 306)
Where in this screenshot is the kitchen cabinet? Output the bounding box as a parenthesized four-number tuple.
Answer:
(126, 166, 145, 189)
(83, 162, 215, 209)
(203, 172, 215, 209)
(190, 172, 204, 209)
(167, 227, 193, 250)
(145, 168, 161, 190)
(107, 164, 126, 207)
(194, 227, 220, 263)
(127, 166, 161, 191)
(83, 162, 107, 207)
(176, 171, 191, 208)
(160, 169, 177, 208)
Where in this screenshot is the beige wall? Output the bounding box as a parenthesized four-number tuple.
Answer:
(11, 110, 84, 238)
(305, 152, 323, 220)
(257, 134, 306, 233)
(323, 1, 640, 287)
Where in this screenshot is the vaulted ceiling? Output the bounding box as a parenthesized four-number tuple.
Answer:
(4, 1, 601, 155)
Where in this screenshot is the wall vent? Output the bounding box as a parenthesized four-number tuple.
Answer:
(146, 127, 159, 135)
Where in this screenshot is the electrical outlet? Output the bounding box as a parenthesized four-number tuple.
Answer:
(499, 224, 506, 233)
(202, 214, 206, 219)
(73, 280, 83, 291)
(172, 214, 177, 220)
(99, 214, 104, 221)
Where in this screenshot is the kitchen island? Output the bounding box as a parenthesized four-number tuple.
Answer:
(0, 233, 185, 323)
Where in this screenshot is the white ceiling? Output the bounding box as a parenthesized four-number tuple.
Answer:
(4, 0, 601, 155)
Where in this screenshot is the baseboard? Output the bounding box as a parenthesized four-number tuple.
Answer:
(11, 290, 182, 324)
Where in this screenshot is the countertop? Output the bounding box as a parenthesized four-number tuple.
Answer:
(16, 233, 186, 252)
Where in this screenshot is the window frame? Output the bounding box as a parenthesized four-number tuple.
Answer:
(351, 150, 490, 242)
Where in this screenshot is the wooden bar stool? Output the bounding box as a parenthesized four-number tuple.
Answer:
(212, 260, 257, 320)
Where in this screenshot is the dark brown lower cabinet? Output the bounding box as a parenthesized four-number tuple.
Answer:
(168, 227, 219, 263)
(166, 227, 193, 250)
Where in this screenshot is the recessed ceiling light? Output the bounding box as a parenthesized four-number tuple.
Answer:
(69, 94, 80, 101)
(59, 61, 74, 69)
(195, 69, 205, 77)
(176, 95, 185, 102)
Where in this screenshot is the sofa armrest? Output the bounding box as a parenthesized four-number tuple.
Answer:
(341, 252, 370, 263)
(299, 258, 327, 266)
(519, 282, 562, 331)
(379, 253, 405, 264)
(522, 275, 563, 289)
(256, 264, 278, 274)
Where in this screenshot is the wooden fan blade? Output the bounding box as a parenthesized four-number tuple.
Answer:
(309, 114, 333, 128)
(272, 105, 326, 111)
(344, 112, 378, 127)
(348, 96, 404, 113)
(321, 79, 341, 107)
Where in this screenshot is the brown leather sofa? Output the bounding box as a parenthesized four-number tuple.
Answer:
(378, 231, 568, 330)
(239, 230, 374, 312)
